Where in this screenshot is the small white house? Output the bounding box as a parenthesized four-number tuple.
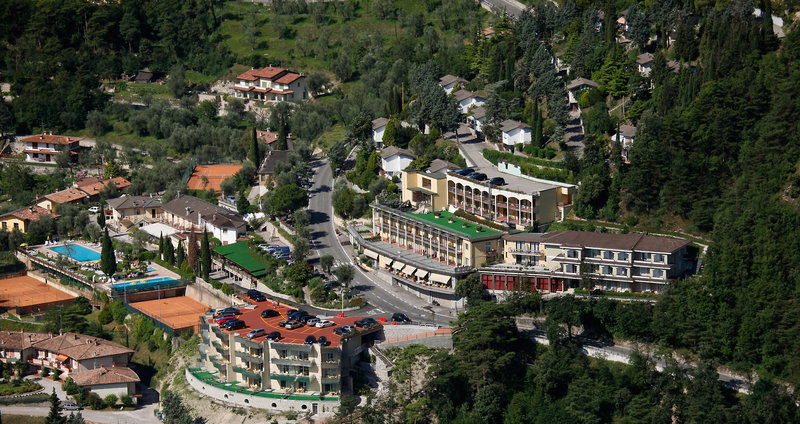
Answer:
(500, 120, 531, 148)
(381, 146, 416, 180)
(636, 53, 654, 76)
(439, 75, 468, 95)
(468, 107, 486, 134)
(613, 124, 636, 162)
(453, 89, 485, 114)
(372, 117, 390, 149)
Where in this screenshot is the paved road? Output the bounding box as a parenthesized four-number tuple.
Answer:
(479, 0, 527, 17)
(305, 157, 453, 326)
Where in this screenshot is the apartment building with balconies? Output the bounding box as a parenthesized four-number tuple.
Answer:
(195, 304, 382, 412)
(479, 230, 697, 295)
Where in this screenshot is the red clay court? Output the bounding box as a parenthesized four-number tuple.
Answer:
(129, 296, 208, 334)
(0, 275, 76, 314)
(211, 302, 380, 347)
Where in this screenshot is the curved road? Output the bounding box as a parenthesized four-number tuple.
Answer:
(306, 158, 453, 326)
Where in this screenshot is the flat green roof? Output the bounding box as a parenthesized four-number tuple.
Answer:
(213, 241, 268, 277)
(399, 210, 503, 239)
(190, 370, 337, 401)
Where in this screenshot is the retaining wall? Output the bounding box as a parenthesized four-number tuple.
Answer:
(185, 368, 339, 414)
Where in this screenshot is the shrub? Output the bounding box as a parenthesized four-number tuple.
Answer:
(62, 377, 81, 396)
(138, 251, 156, 261)
(52, 368, 61, 381)
(0, 393, 49, 405)
(220, 283, 234, 295)
(98, 305, 113, 325)
(87, 392, 105, 409)
(104, 394, 118, 408)
(120, 394, 134, 407)
(40, 367, 49, 377)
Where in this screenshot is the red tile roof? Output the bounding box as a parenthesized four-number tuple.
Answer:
(236, 67, 287, 81)
(214, 302, 380, 348)
(1, 206, 59, 222)
(19, 134, 83, 145)
(76, 177, 131, 197)
(42, 188, 89, 204)
(70, 366, 140, 386)
(274, 72, 303, 84)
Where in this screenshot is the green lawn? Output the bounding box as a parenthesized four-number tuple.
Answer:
(316, 123, 346, 150)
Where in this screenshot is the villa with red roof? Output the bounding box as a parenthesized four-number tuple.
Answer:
(19, 133, 82, 164)
(232, 67, 310, 103)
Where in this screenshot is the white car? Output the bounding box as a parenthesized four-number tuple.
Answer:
(88, 206, 100, 213)
(316, 320, 335, 328)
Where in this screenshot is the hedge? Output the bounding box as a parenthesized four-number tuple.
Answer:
(482, 149, 576, 183)
(0, 394, 49, 405)
(483, 148, 563, 169)
(453, 210, 509, 231)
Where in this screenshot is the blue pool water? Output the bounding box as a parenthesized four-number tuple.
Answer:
(113, 277, 180, 292)
(146, 267, 156, 272)
(49, 244, 102, 262)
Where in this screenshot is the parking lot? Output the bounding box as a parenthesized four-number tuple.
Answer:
(212, 301, 378, 348)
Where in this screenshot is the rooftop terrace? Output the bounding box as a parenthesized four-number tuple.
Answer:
(375, 206, 503, 240)
(213, 242, 268, 277)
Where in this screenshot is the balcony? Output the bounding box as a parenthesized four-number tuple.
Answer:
(509, 249, 539, 255)
(270, 374, 311, 383)
(271, 357, 312, 366)
(233, 366, 263, 381)
(235, 351, 264, 364)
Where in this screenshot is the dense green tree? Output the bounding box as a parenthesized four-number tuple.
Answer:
(44, 388, 65, 424)
(100, 228, 116, 276)
(454, 273, 485, 307)
(269, 184, 308, 216)
(200, 230, 211, 280)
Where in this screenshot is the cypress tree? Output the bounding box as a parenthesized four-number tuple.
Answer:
(101, 228, 116, 277)
(249, 127, 260, 167)
(158, 233, 164, 256)
(200, 230, 211, 280)
(164, 239, 174, 266)
(534, 106, 543, 148)
(187, 229, 198, 272)
(176, 240, 185, 268)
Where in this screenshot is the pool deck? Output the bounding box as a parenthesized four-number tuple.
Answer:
(31, 241, 181, 289)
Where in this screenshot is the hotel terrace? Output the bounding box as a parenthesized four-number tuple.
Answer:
(479, 230, 697, 295)
(351, 204, 503, 307)
(445, 170, 576, 228)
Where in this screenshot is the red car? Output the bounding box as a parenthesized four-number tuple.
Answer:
(216, 316, 235, 325)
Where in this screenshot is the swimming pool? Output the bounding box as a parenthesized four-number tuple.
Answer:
(113, 277, 181, 292)
(49, 244, 102, 262)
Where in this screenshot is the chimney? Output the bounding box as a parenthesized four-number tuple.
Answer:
(39, 135, 43, 140)
(198, 213, 202, 226)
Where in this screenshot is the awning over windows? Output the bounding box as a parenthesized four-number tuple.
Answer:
(415, 269, 429, 278)
(392, 261, 406, 271)
(403, 266, 418, 275)
(364, 249, 378, 260)
(430, 274, 451, 284)
(56, 354, 69, 362)
(379, 256, 393, 267)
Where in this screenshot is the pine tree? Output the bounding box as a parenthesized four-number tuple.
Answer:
(101, 228, 116, 277)
(187, 229, 198, 272)
(201, 230, 211, 280)
(44, 388, 65, 424)
(534, 106, 543, 148)
(176, 240, 185, 268)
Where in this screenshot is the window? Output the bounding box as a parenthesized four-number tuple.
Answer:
(13, 223, 19, 230)
(1, 222, 5, 229)
(616, 267, 627, 276)
(565, 264, 578, 273)
(639, 268, 649, 276)
(567, 249, 579, 258)
(603, 251, 614, 260)
(32, 142, 38, 149)
(486, 242, 492, 252)
(603, 266, 612, 275)
(422, 178, 431, 189)
(653, 269, 664, 278)
(653, 254, 664, 263)
(618, 252, 628, 261)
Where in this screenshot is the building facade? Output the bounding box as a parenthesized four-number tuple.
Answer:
(401, 168, 450, 212)
(232, 67, 310, 103)
(161, 195, 246, 245)
(479, 230, 696, 295)
(0, 206, 59, 233)
(380, 147, 416, 180)
(19, 134, 82, 164)
(106, 195, 163, 229)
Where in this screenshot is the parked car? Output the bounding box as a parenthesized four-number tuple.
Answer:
(247, 290, 266, 302)
(246, 328, 266, 339)
(355, 318, 378, 328)
(261, 309, 279, 318)
(316, 320, 335, 328)
(215, 316, 234, 325)
(333, 326, 353, 336)
(284, 321, 303, 330)
(258, 244, 270, 251)
(223, 319, 245, 330)
(305, 317, 320, 326)
(467, 172, 487, 181)
(488, 177, 506, 186)
(62, 401, 82, 410)
(298, 315, 317, 324)
(455, 168, 475, 176)
(277, 320, 289, 327)
(324, 281, 339, 291)
(392, 313, 411, 323)
(214, 307, 239, 317)
(287, 309, 299, 316)
(88, 206, 100, 213)
(304, 335, 316, 345)
(288, 310, 309, 321)
(266, 331, 281, 341)
(317, 336, 328, 346)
